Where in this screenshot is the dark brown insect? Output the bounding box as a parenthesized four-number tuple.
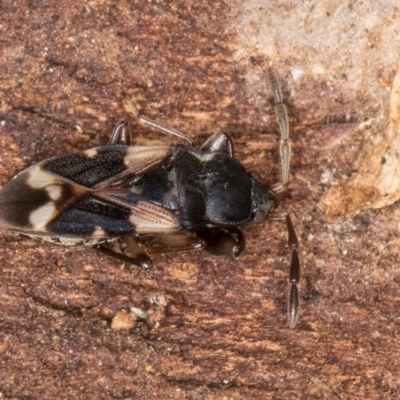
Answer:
(0, 68, 300, 327)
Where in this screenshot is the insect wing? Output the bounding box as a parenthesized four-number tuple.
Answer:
(93, 188, 181, 234)
(42, 145, 173, 188)
(0, 145, 175, 237)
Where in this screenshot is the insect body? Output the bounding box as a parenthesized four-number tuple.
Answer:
(0, 68, 300, 327)
(0, 129, 275, 256)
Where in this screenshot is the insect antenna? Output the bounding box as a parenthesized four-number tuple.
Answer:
(268, 65, 300, 328)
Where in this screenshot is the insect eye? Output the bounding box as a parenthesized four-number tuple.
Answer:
(252, 210, 266, 223)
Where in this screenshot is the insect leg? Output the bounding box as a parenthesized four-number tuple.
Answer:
(141, 232, 205, 254)
(97, 236, 153, 270)
(200, 132, 234, 157)
(267, 67, 290, 186)
(97, 233, 206, 269)
(122, 97, 194, 145)
(286, 213, 300, 328)
(196, 227, 246, 259)
(108, 122, 131, 145)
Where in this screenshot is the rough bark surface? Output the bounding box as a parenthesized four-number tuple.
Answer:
(1, 1, 400, 399)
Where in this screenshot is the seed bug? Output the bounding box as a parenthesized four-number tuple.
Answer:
(0, 68, 300, 327)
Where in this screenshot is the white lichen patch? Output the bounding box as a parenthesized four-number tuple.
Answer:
(320, 169, 338, 186)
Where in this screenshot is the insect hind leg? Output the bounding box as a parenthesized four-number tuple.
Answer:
(97, 236, 153, 270)
(97, 233, 206, 270)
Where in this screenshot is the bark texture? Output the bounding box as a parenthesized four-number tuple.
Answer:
(1, 1, 400, 399)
